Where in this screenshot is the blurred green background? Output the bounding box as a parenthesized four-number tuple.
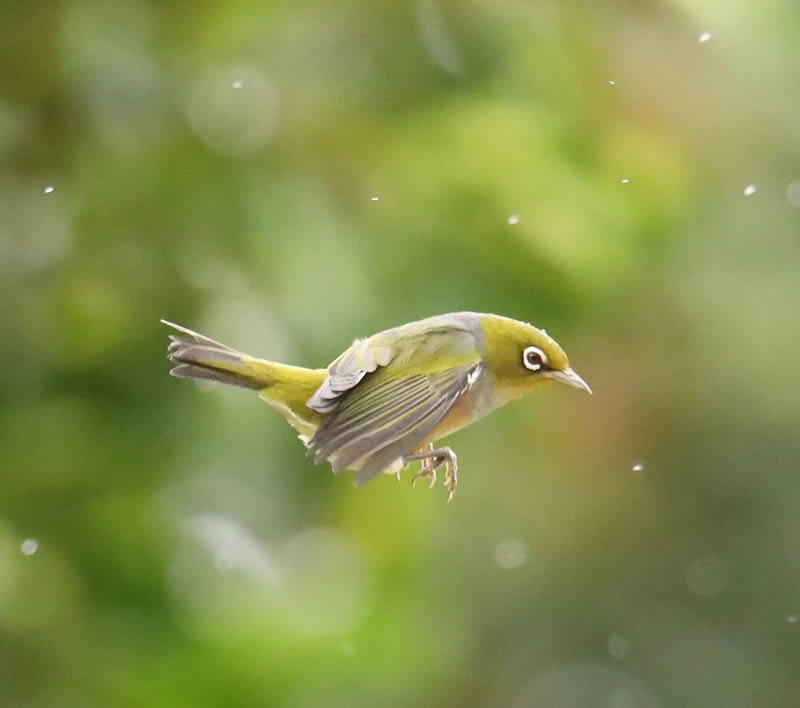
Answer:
(2, 0, 800, 706)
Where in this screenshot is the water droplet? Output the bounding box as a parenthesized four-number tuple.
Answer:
(698, 31, 712, 43)
(632, 463, 645, 474)
(21, 538, 39, 556)
(621, 178, 630, 184)
(786, 614, 799, 624)
(743, 184, 757, 196)
(507, 214, 520, 225)
(44, 186, 54, 194)
(370, 195, 380, 201)
(231, 80, 243, 89)
(686, 557, 728, 596)
(608, 634, 631, 659)
(608, 80, 616, 86)
(494, 537, 527, 570)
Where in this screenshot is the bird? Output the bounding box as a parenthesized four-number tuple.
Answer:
(162, 312, 590, 501)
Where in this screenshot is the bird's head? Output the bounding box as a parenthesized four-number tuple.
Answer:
(479, 314, 591, 402)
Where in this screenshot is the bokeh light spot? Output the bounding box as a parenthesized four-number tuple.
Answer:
(185, 66, 279, 156)
(784, 181, 800, 208)
(608, 634, 631, 659)
(494, 538, 528, 570)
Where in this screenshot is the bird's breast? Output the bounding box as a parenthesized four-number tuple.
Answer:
(425, 376, 495, 443)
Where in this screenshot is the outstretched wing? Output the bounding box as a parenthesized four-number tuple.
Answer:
(307, 327, 483, 486)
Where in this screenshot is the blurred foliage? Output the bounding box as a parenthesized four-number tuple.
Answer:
(2, 0, 800, 706)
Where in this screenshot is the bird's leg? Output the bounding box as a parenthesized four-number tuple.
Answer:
(402, 446, 459, 501)
(408, 443, 437, 488)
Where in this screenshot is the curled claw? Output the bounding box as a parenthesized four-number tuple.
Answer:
(446, 475, 456, 502)
(442, 451, 458, 502)
(402, 445, 459, 501)
(412, 464, 437, 488)
(408, 444, 432, 488)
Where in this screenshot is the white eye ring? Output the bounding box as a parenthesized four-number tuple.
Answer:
(522, 346, 548, 371)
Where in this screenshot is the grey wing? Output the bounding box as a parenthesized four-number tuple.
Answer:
(307, 313, 486, 416)
(307, 360, 481, 487)
(307, 338, 394, 413)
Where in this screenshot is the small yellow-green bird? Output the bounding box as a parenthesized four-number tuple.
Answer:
(163, 313, 590, 500)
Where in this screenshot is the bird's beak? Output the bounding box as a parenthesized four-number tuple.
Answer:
(545, 368, 592, 394)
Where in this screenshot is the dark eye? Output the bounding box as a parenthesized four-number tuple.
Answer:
(523, 346, 547, 371)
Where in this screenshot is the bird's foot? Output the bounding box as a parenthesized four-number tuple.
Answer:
(410, 443, 436, 488)
(412, 464, 437, 489)
(403, 445, 459, 501)
(414, 463, 438, 489)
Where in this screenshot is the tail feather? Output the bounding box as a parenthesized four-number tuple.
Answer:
(162, 319, 271, 391)
(168, 363, 262, 389)
(162, 320, 328, 438)
(161, 319, 231, 349)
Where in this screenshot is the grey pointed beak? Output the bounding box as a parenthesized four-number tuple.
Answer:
(545, 368, 592, 394)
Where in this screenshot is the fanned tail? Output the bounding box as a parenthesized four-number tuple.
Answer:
(163, 319, 273, 390)
(162, 319, 328, 440)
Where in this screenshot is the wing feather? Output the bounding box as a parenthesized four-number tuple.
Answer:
(307, 315, 480, 415)
(308, 338, 395, 413)
(307, 361, 479, 482)
(310, 380, 433, 462)
(351, 394, 458, 486)
(311, 378, 432, 463)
